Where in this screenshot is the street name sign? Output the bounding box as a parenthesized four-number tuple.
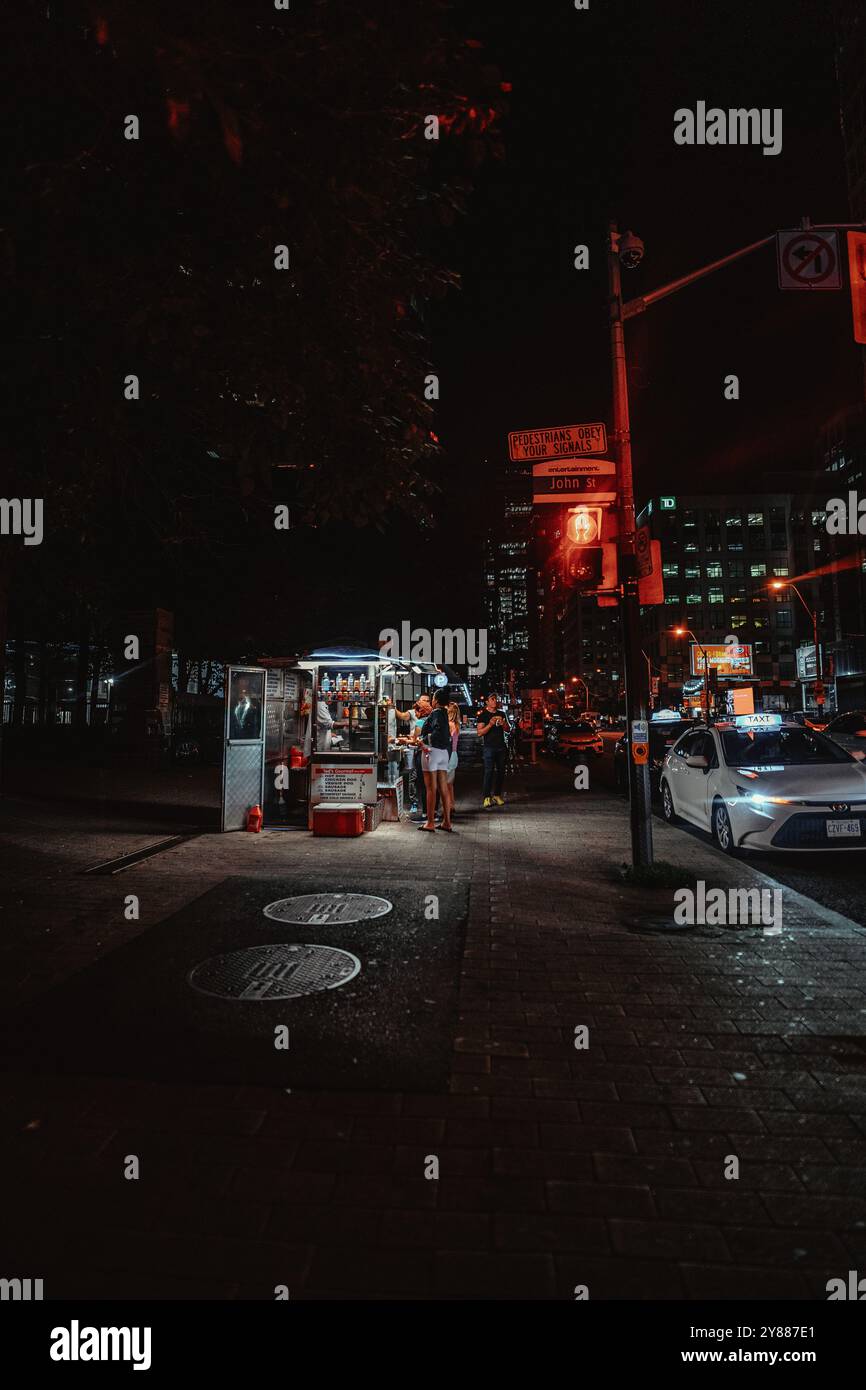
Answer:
(777, 229, 842, 290)
(509, 422, 608, 462)
(532, 458, 617, 505)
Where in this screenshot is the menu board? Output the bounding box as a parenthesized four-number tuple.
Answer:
(310, 763, 377, 805)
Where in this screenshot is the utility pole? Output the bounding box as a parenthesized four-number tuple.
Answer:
(608, 221, 653, 867)
(605, 214, 866, 863)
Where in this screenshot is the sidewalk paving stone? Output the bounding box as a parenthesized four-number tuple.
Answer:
(3, 759, 866, 1298)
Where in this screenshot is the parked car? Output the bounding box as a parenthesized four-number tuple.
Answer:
(614, 717, 692, 795)
(789, 710, 826, 731)
(822, 709, 866, 753)
(548, 719, 603, 759)
(659, 713, 866, 854)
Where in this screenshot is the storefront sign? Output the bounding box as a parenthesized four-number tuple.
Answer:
(310, 763, 377, 805)
(690, 643, 754, 678)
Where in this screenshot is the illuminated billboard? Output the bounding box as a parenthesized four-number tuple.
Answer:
(689, 643, 754, 678)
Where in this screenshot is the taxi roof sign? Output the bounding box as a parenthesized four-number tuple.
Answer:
(734, 713, 782, 730)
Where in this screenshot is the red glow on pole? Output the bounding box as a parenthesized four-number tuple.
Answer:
(166, 99, 190, 134)
(220, 110, 243, 165)
(792, 552, 862, 583)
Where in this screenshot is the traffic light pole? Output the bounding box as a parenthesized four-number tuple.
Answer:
(608, 222, 653, 868)
(605, 214, 866, 867)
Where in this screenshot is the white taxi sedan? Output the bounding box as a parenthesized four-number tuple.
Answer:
(659, 713, 866, 854)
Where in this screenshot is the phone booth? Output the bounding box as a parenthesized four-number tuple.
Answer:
(222, 667, 266, 830)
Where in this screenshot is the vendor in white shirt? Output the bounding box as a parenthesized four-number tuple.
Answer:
(303, 696, 342, 757)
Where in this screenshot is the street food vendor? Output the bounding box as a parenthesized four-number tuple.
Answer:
(395, 693, 432, 818)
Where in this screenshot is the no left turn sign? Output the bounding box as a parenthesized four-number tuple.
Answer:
(777, 229, 842, 290)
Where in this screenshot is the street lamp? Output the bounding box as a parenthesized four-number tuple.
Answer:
(770, 580, 823, 716)
(570, 675, 591, 711)
(673, 626, 712, 723)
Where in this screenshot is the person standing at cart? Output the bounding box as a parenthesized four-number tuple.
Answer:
(445, 701, 461, 819)
(396, 693, 431, 819)
(419, 689, 454, 832)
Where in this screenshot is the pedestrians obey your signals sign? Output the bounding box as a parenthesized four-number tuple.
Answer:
(509, 422, 608, 462)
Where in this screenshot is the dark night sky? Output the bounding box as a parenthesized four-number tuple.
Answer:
(221, 0, 865, 651)
(432, 0, 861, 536)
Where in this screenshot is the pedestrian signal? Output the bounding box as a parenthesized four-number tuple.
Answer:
(565, 547, 603, 589)
(566, 506, 602, 545)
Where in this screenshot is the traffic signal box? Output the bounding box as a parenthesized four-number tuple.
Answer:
(562, 505, 618, 597)
(849, 231, 866, 346)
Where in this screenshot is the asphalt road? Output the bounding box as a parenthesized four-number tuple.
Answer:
(549, 734, 866, 930)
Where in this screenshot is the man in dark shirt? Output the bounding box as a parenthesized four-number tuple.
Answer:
(477, 693, 508, 807)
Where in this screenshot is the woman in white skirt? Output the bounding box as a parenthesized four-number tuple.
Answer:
(420, 690, 454, 832)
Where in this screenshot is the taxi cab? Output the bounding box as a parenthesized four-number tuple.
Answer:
(659, 712, 866, 854)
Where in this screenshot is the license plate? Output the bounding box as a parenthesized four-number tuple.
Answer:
(827, 818, 861, 838)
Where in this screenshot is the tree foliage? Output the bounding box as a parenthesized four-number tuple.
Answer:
(4, 0, 506, 645)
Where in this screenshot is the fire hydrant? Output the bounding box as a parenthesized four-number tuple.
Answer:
(246, 804, 263, 833)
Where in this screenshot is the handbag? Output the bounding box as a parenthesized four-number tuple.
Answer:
(447, 749, 458, 772)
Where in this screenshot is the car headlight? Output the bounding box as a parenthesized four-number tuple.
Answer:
(734, 785, 793, 806)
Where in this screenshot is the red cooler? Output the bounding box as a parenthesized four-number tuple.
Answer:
(312, 801, 365, 837)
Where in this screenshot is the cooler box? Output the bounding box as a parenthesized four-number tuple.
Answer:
(312, 802, 365, 837)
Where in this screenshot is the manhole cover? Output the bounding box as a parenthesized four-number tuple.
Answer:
(187, 944, 361, 1000)
(263, 893, 393, 926)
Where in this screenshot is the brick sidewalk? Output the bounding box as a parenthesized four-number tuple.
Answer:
(2, 760, 866, 1300)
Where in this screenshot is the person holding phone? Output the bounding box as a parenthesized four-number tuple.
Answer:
(477, 693, 509, 808)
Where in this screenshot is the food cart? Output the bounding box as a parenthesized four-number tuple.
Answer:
(221, 646, 444, 832)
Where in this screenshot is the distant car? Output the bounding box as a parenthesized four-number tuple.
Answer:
(659, 714, 866, 854)
(549, 720, 603, 759)
(822, 710, 866, 753)
(614, 718, 692, 795)
(542, 715, 563, 750)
